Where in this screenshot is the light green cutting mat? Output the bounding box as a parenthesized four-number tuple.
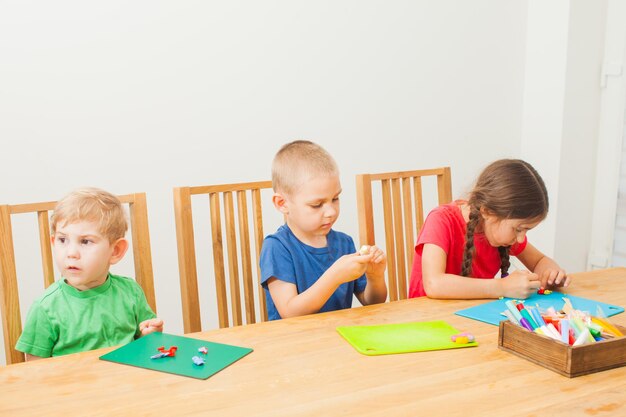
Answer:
(99, 332, 253, 379)
(337, 320, 477, 356)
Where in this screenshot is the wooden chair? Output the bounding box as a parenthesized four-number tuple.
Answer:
(356, 168, 452, 302)
(0, 193, 156, 365)
(173, 181, 273, 333)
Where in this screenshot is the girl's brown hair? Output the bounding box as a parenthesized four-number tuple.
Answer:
(461, 159, 548, 277)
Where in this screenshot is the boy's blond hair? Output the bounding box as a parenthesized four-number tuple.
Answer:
(51, 187, 128, 242)
(272, 140, 339, 195)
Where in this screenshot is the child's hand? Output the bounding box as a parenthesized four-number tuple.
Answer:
(329, 252, 372, 284)
(540, 268, 569, 289)
(500, 270, 541, 299)
(139, 318, 164, 336)
(361, 245, 387, 280)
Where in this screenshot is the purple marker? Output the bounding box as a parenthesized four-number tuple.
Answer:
(518, 317, 534, 332)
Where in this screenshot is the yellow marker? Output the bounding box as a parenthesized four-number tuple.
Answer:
(591, 317, 624, 337)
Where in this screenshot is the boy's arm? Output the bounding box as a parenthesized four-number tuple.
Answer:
(267, 252, 373, 318)
(422, 243, 541, 299)
(355, 245, 387, 305)
(25, 353, 45, 361)
(516, 243, 570, 288)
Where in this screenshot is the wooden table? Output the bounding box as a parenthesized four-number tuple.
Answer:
(2, 268, 626, 416)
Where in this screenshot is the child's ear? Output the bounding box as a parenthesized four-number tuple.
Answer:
(272, 192, 289, 215)
(479, 206, 494, 219)
(109, 238, 129, 265)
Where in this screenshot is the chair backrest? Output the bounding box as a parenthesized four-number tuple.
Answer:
(0, 193, 156, 365)
(173, 181, 273, 333)
(356, 168, 452, 302)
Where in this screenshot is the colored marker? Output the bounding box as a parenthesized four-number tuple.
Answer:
(504, 300, 523, 323)
(502, 309, 520, 325)
(529, 307, 546, 327)
(560, 320, 570, 344)
(518, 317, 534, 331)
(519, 308, 538, 330)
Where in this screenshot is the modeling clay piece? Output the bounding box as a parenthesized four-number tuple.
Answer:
(192, 356, 205, 366)
(450, 332, 475, 344)
(537, 288, 545, 295)
(157, 346, 178, 357)
(198, 346, 208, 354)
(359, 245, 370, 255)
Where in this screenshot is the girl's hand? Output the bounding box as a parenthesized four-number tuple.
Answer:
(540, 268, 569, 288)
(500, 270, 541, 299)
(139, 318, 164, 336)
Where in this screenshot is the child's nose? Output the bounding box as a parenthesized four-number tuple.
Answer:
(67, 243, 80, 258)
(324, 205, 337, 218)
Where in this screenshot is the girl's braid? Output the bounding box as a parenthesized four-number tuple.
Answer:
(461, 206, 481, 277)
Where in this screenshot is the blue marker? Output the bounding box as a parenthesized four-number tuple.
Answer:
(529, 306, 546, 327)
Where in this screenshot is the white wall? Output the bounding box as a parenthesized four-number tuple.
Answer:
(3, 0, 596, 366)
(521, 0, 608, 273)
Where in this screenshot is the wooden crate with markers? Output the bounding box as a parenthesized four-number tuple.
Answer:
(498, 319, 626, 377)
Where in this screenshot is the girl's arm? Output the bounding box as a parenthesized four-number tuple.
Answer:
(515, 242, 570, 288)
(422, 243, 541, 299)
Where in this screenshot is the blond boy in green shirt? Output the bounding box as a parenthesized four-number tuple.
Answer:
(16, 188, 162, 360)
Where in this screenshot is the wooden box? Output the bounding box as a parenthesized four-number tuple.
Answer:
(498, 320, 626, 377)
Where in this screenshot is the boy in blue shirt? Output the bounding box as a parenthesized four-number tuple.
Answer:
(16, 188, 163, 360)
(260, 140, 387, 320)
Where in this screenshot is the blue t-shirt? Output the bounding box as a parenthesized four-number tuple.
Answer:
(260, 224, 367, 320)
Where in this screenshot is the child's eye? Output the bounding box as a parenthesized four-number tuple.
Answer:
(57, 237, 66, 244)
(81, 239, 92, 245)
(332, 197, 339, 202)
(310, 203, 322, 209)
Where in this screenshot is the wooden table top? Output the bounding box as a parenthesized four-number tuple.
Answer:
(2, 268, 626, 416)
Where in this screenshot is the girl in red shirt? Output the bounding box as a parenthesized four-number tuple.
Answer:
(408, 159, 570, 299)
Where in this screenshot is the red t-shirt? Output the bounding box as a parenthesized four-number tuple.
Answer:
(408, 202, 527, 298)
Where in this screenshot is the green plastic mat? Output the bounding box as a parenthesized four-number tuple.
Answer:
(337, 320, 477, 356)
(99, 332, 252, 379)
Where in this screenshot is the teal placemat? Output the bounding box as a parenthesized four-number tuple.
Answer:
(99, 332, 253, 379)
(337, 320, 477, 356)
(455, 292, 624, 326)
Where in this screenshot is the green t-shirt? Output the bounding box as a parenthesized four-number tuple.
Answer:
(16, 273, 156, 358)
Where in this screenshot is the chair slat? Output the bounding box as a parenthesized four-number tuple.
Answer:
(223, 192, 243, 327)
(401, 177, 415, 294)
(237, 190, 256, 324)
(0, 205, 24, 364)
(174, 187, 202, 333)
(391, 179, 407, 299)
(356, 174, 375, 245)
(381, 180, 398, 302)
(251, 189, 268, 322)
(210, 192, 230, 328)
(413, 177, 425, 233)
(37, 211, 55, 288)
(128, 193, 157, 313)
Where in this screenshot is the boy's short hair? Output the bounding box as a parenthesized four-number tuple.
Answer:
(51, 187, 128, 242)
(272, 140, 339, 195)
